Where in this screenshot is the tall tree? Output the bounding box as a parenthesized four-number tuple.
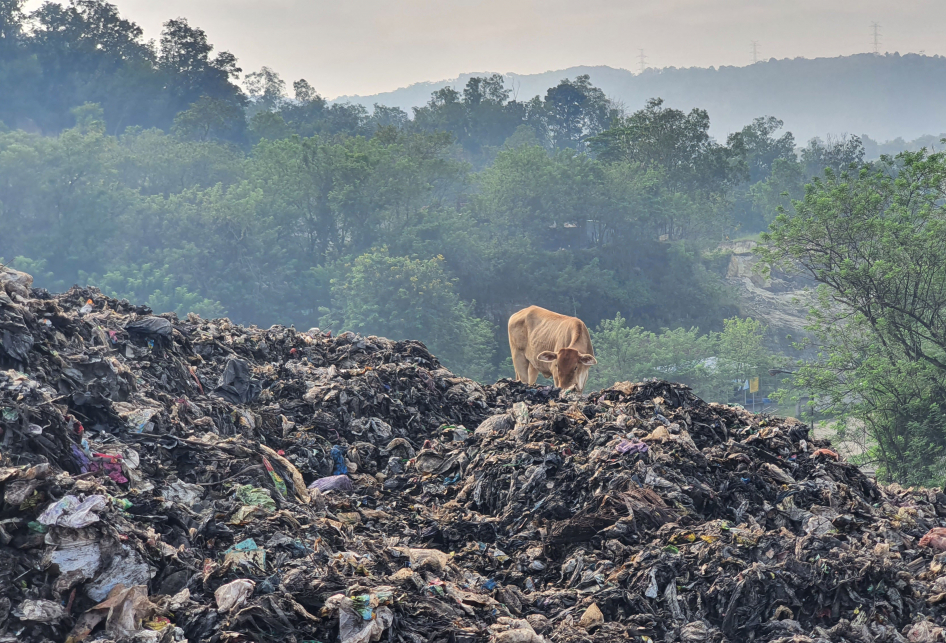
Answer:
(761, 150, 946, 484)
(731, 116, 796, 183)
(800, 134, 865, 177)
(28, 0, 158, 132)
(244, 66, 286, 115)
(540, 75, 619, 151)
(0, 0, 24, 49)
(158, 17, 244, 126)
(591, 98, 746, 194)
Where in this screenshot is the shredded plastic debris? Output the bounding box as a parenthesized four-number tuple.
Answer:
(2, 275, 946, 642)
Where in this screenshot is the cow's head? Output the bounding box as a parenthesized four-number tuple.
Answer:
(537, 347, 597, 393)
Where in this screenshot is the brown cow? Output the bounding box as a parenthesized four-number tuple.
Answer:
(507, 305, 597, 393)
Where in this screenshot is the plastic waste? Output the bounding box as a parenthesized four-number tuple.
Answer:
(0, 265, 33, 290)
(214, 357, 261, 404)
(262, 456, 288, 497)
(44, 529, 103, 583)
(15, 599, 65, 622)
(67, 584, 156, 642)
(230, 485, 277, 524)
(324, 592, 395, 643)
(331, 444, 349, 474)
(615, 438, 648, 454)
(308, 474, 353, 492)
(124, 316, 172, 343)
(164, 480, 204, 506)
(37, 494, 107, 529)
(0, 328, 33, 362)
(3, 277, 944, 643)
(920, 527, 946, 551)
(85, 545, 153, 602)
(215, 578, 255, 613)
(487, 617, 546, 643)
(125, 408, 158, 433)
(645, 568, 659, 598)
(224, 538, 266, 570)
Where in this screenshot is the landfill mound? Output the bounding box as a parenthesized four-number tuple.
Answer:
(2, 268, 946, 643)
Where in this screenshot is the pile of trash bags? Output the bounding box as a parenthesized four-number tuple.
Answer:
(3, 265, 946, 643)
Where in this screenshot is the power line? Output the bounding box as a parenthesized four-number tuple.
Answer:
(637, 49, 647, 75)
(871, 22, 881, 54)
(751, 41, 760, 64)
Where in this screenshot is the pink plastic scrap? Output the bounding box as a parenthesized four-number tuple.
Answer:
(615, 439, 648, 454)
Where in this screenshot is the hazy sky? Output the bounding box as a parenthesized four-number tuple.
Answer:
(25, 0, 946, 99)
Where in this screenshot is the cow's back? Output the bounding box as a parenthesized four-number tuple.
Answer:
(508, 306, 592, 358)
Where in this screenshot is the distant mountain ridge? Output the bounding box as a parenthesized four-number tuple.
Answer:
(331, 54, 946, 143)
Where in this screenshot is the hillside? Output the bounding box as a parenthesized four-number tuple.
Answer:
(334, 53, 946, 143)
(720, 240, 814, 357)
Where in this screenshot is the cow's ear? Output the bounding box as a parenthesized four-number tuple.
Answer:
(579, 354, 598, 366)
(536, 351, 557, 363)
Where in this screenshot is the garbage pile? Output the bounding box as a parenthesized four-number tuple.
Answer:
(2, 266, 946, 643)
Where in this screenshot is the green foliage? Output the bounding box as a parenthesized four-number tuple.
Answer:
(747, 158, 806, 228)
(589, 313, 774, 403)
(321, 249, 495, 382)
(93, 262, 226, 318)
(173, 96, 246, 142)
(732, 116, 796, 184)
(538, 74, 619, 151)
(7, 256, 63, 291)
(0, 96, 756, 381)
(590, 98, 747, 195)
(0, 2, 245, 136)
(799, 135, 865, 178)
(717, 317, 770, 387)
(761, 149, 946, 485)
(588, 314, 713, 393)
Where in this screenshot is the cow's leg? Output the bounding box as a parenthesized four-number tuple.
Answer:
(527, 363, 541, 385)
(512, 349, 531, 383)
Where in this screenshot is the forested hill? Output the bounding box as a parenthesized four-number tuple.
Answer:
(334, 54, 946, 142)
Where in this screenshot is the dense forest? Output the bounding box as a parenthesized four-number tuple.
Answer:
(2, 1, 944, 484)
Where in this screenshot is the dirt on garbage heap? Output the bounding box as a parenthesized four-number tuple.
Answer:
(3, 270, 946, 643)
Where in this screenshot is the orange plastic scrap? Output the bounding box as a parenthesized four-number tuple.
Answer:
(811, 448, 840, 461)
(919, 527, 946, 551)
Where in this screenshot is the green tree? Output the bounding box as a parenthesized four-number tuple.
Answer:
(158, 17, 244, 130)
(92, 262, 226, 318)
(588, 313, 771, 402)
(716, 316, 769, 395)
(538, 75, 619, 151)
(244, 66, 286, 115)
(731, 116, 795, 183)
(590, 98, 747, 195)
(748, 157, 806, 228)
(321, 249, 495, 381)
(588, 314, 714, 392)
(799, 134, 865, 178)
(761, 149, 946, 484)
(171, 95, 245, 142)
